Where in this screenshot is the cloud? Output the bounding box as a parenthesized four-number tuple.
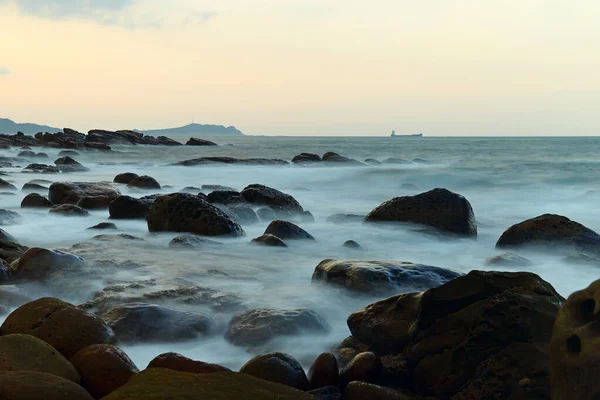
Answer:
(0, 68, 11, 75)
(0, 0, 130, 18)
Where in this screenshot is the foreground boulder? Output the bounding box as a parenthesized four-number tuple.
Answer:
(226, 308, 330, 348)
(9, 247, 87, 281)
(147, 193, 245, 237)
(0, 371, 94, 400)
(241, 184, 303, 214)
(70, 344, 139, 399)
(0, 297, 116, 358)
(102, 369, 315, 400)
(365, 188, 477, 237)
(340, 270, 563, 399)
(109, 195, 154, 219)
(312, 259, 463, 294)
(550, 279, 600, 400)
(0, 334, 80, 382)
(147, 352, 231, 374)
(21, 193, 52, 208)
(240, 352, 309, 390)
(49, 182, 120, 209)
(497, 214, 600, 254)
(308, 352, 339, 390)
(101, 303, 214, 343)
(264, 220, 315, 240)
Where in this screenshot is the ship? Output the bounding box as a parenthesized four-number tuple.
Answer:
(391, 130, 423, 138)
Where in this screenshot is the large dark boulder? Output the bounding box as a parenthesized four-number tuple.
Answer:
(341, 270, 564, 399)
(9, 247, 87, 281)
(109, 195, 154, 219)
(240, 352, 309, 390)
(308, 352, 339, 390)
(0, 371, 94, 400)
(292, 153, 321, 163)
(365, 188, 477, 237)
(322, 152, 363, 166)
(54, 156, 89, 172)
(264, 220, 314, 240)
(49, 182, 120, 209)
(312, 259, 462, 294)
(241, 184, 303, 214)
(113, 172, 139, 184)
(100, 303, 214, 343)
(251, 234, 287, 247)
(186, 138, 217, 146)
(146, 193, 244, 237)
(127, 175, 161, 190)
(0, 230, 28, 265)
(225, 308, 330, 348)
(207, 190, 246, 205)
(496, 214, 600, 255)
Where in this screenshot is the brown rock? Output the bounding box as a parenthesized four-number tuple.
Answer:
(21, 193, 53, 208)
(113, 172, 139, 184)
(49, 204, 90, 216)
(147, 352, 230, 374)
(240, 352, 309, 390)
(127, 175, 161, 190)
(0, 371, 94, 400)
(48, 182, 120, 209)
(9, 247, 87, 281)
(251, 234, 287, 247)
(308, 352, 339, 390)
(241, 184, 304, 213)
(264, 220, 315, 240)
(339, 352, 382, 387)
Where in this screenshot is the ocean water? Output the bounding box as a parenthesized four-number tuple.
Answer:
(1, 135, 599, 370)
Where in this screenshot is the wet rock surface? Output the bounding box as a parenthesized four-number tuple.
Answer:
(49, 182, 120, 209)
(264, 220, 315, 240)
(147, 352, 231, 374)
(239, 352, 310, 390)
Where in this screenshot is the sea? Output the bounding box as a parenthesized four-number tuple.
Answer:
(1, 135, 599, 369)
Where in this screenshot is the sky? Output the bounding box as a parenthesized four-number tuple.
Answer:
(0, 0, 599, 136)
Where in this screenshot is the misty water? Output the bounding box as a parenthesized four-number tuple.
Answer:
(1, 136, 599, 370)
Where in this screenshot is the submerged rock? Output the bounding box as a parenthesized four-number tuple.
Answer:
(127, 175, 161, 190)
(113, 172, 139, 184)
(343, 240, 361, 249)
(168, 235, 221, 249)
(224, 205, 259, 225)
(0, 178, 17, 191)
(87, 222, 118, 230)
(186, 138, 217, 146)
(264, 220, 315, 240)
(292, 153, 321, 163)
(21, 193, 52, 208)
(365, 188, 477, 237)
(241, 184, 303, 214)
(23, 163, 60, 173)
(322, 152, 363, 166)
(49, 182, 120, 209)
(54, 156, 89, 172)
(21, 182, 48, 191)
(49, 204, 90, 216)
(485, 253, 534, 267)
(9, 247, 87, 281)
(312, 259, 462, 294)
(562, 253, 600, 267)
(174, 157, 288, 166)
(239, 352, 309, 390)
(0, 209, 20, 225)
(251, 234, 287, 247)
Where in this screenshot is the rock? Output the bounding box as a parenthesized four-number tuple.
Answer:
(17, 150, 37, 157)
(322, 152, 363, 165)
(562, 253, 600, 266)
(343, 270, 563, 399)
(0, 230, 28, 264)
(257, 207, 277, 221)
(87, 222, 118, 230)
(343, 240, 361, 249)
(327, 214, 364, 224)
(127, 175, 161, 190)
(92, 234, 144, 242)
(0, 297, 116, 358)
(102, 369, 315, 400)
(339, 352, 382, 387)
(22, 182, 48, 191)
(550, 279, 600, 400)
(70, 344, 139, 399)
(0, 334, 80, 382)
(496, 214, 600, 254)
(0, 371, 94, 400)
(364, 159, 381, 165)
(308, 352, 339, 390)
(21, 193, 53, 208)
(147, 352, 231, 374)
(251, 234, 287, 247)
(344, 382, 417, 400)
(0, 209, 20, 225)
(240, 352, 310, 390)
(100, 303, 214, 343)
(9, 247, 87, 281)
(109, 195, 154, 219)
(54, 156, 89, 172)
(365, 188, 477, 237)
(168, 235, 221, 249)
(59, 150, 80, 157)
(485, 253, 534, 267)
(292, 153, 322, 163)
(49, 204, 90, 216)
(383, 157, 410, 164)
(146, 193, 245, 237)
(113, 172, 139, 184)
(207, 190, 246, 205)
(264, 220, 315, 240)
(85, 142, 111, 151)
(226, 308, 330, 348)
(0, 178, 17, 191)
(186, 138, 217, 146)
(202, 184, 235, 191)
(309, 386, 342, 400)
(312, 259, 462, 294)
(49, 182, 120, 209)
(23, 163, 60, 173)
(226, 205, 259, 225)
(241, 184, 303, 213)
(174, 157, 288, 166)
(300, 210, 315, 222)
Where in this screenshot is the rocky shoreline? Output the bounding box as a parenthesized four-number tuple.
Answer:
(0, 141, 595, 399)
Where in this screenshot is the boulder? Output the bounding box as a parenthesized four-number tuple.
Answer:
(241, 184, 303, 213)
(0, 297, 116, 358)
(322, 152, 363, 165)
(343, 240, 361, 249)
(485, 253, 534, 267)
(23, 163, 60, 173)
(21, 182, 48, 191)
(70, 344, 139, 399)
(207, 190, 246, 205)
(87, 222, 118, 230)
(147, 352, 230, 374)
(240, 352, 309, 390)
(0, 371, 94, 400)
(226, 308, 330, 348)
(562, 253, 600, 267)
(364, 159, 381, 165)
(174, 157, 288, 166)
(308, 352, 339, 390)
(186, 138, 217, 146)
(0, 231, 28, 264)
(292, 153, 321, 163)
(100, 303, 214, 343)
(202, 184, 235, 191)
(146, 193, 245, 237)
(497, 214, 600, 254)
(342, 270, 564, 399)
(257, 207, 277, 221)
(49, 204, 90, 216)
(312, 259, 462, 294)
(109, 195, 154, 219)
(225, 205, 259, 225)
(365, 188, 477, 237)
(0, 178, 17, 191)
(251, 234, 287, 247)
(0, 334, 80, 382)
(102, 369, 315, 400)
(264, 220, 315, 240)
(49, 182, 120, 209)
(299, 210, 315, 222)
(339, 352, 382, 387)
(92, 233, 144, 242)
(17, 150, 37, 158)
(168, 235, 221, 249)
(21, 193, 53, 208)
(127, 175, 161, 190)
(9, 247, 87, 281)
(59, 150, 80, 157)
(54, 156, 89, 172)
(113, 172, 139, 184)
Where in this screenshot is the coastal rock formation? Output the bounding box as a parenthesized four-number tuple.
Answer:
(225, 308, 330, 348)
(87, 222, 118, 230)
(207, 190, 246, 205)
(147, 352, 231, 374)
(365, 188, 477, 237)
(49, 182, 120, 209)
(23, 163, 60, 173)
(239, 352, 309, 390)
(186, 138, 217, 146)
(0, 230, 28, 264)
(340, 270, 563, 399)
(174, 157, 288, 166)
(109, 195, 155, 219)
(168, 235, 221, 249)
(339, 352, 382, 388)
(264, 220, 315, 240)
(21, 182, 48, 191)
(312, 259, 462, 294)
(146, 193, 245, 237)
(241, 185, 302, 211)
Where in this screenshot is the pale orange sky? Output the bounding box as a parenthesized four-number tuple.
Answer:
(0, 0, 599, 136)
